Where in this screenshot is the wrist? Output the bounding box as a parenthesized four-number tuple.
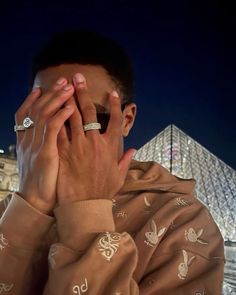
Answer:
(18, 192, 54, 215)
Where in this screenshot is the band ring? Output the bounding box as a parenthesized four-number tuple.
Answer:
(14, 116, 35, 132)
(83, 122, 101, 132)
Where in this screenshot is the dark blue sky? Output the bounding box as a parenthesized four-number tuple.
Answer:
(0, 0, 235, 169)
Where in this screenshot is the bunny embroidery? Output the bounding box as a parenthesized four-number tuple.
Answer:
(178, 250, 196, 280)
(144, 220, 166, 247)
(144, 196, 151, 208)
(185, 228, 208, 245)
(48, 245, 58, 269)
(144, 196, 152, 214)
(0, 283, 14, 293)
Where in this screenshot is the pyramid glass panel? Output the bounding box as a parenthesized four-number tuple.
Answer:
(134, 124, 236, 294)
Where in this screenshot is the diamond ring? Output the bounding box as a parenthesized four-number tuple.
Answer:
(83, 122, 101, 132)
(14, 116, 35, 132)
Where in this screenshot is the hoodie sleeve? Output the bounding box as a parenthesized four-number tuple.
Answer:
(42, 199, 139, 295)
(0, 193, 54, 295)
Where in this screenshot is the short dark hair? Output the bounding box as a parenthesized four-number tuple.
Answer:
(31, 30, 134, 105)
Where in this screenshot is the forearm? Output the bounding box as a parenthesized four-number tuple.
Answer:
(0, 193, 54, 295)
(43, 199, 139, 294)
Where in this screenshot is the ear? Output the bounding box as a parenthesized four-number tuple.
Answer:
(121, 103, 137, 137)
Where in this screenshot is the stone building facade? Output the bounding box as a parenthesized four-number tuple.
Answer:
(0, 153, 18, 201)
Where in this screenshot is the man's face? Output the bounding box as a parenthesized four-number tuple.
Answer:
(33, 64, 136, 153)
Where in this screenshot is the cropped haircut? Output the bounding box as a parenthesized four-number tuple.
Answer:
(31, 30, 135, 106)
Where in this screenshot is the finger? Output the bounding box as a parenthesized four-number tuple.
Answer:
(57, 125, 69, 148)
(22, 78, 69, 148)
(15, 87, 41, 144)
(67, 97, 84, 142)
(73, 73, 99, 136)
(30, 84, 74, 150)
(106, 91, 122, 142)
(31, 77, 67, 113)
(58, 99, 73, 146)
(118, 148, 136, 181)
(42, 105, 75, 153)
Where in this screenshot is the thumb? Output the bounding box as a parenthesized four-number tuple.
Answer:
(118, 148, 136, 179)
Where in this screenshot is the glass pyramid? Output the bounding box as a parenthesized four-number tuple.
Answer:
(134, 124, 236, 294)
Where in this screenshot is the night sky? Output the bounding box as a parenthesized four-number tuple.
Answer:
(0, 0, 235, 169)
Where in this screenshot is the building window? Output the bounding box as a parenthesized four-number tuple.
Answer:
(9, 174, 19, 192)
(9, 181, 19, 192)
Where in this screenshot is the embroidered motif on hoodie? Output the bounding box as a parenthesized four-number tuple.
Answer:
(195, 292, 205, 295)
(178, 250, 196, 280)
(111, 199, 117, 209)
(0, 283, 13, 293)
(97, 233, 121, 261)
(185, 228, 208, 245)
(112, 200, 128, 219)
(144, 220, 166, 247)
(116, 211, 128, 218)
(175, 197, 192, 208)
(48, 245, 58, 269)
(72, 278, 88, 294)
(144, 196, 152, 214)
(0, 233, 8, 251)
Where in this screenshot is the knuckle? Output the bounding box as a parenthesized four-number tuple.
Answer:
(81, 104, 96, 114)
(45, 89, 54, 97)
(52, 89, 70, 101)
(112, 113, 122, 126)
(55, 89, 66, 97)
(39, 106, 50, 118)
(30, 103, 39, 115)
(46, 119, 58, 131)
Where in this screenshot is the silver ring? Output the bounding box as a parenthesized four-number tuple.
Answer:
(14, 125, 26, 132)
(14, 117, 35, 132)
(83, 122, 101, 132)
(23, 117, 34, 128)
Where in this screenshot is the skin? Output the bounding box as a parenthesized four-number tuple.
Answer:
(15, 64, 137, 214)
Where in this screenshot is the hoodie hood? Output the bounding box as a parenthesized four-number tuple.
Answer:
(120, 160, 196, 195)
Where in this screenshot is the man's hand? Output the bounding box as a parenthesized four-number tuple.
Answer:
(57, 73, 135, 204)
(15, 78, 75, 214)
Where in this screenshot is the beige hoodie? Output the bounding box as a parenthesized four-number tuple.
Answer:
(0, 160, 224, 294)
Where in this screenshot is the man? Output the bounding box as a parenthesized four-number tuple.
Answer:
(0, 31, 224, 294)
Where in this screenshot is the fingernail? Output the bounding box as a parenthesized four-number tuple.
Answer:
(111, 90, 119, 98)
(73, 73, 86, 84)
(32, 86, 40, 92)
(63, 84, 72, 91)
(56, 77, 66, 85)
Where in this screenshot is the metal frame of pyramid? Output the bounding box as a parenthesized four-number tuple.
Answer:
(134, 124, 236, 294)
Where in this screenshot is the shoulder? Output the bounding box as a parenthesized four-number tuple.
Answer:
(150, 192, 225, 260)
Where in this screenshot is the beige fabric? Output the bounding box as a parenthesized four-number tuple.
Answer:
(0, 160, 225, 294)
